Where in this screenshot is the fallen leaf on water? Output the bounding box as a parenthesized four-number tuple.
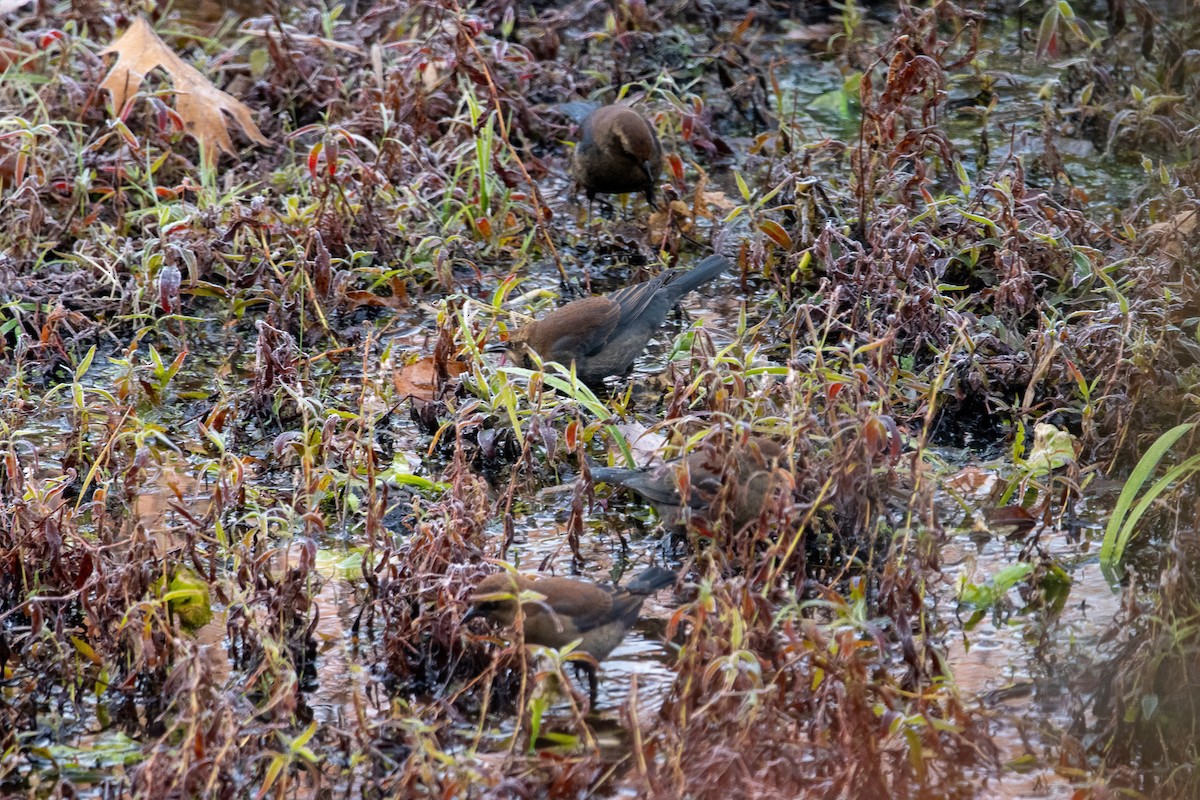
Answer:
(784, 22, 839, 45)
(946, 465, 994, 495)
(983, 505, 1037, 535)
(392, 356, 466, 401)
(648, 199, 693, 240)
(700, 189, 736, 212)
(99, 17, 267, 164)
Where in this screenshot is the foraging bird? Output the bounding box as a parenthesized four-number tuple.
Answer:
(502, 254, 730, 386)
(567, 103, 664, 206)
(591, 437, 791, 534)
(464, 566, 677, 703)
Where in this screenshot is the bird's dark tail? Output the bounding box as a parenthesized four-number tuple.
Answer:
(589, 466, 640, 487)
(624, 565, 677, 595)
(663, 254, 731, 299)
(560, 100, 601, 125)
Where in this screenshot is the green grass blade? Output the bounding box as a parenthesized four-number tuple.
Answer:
(1100, 422, 1198, 576)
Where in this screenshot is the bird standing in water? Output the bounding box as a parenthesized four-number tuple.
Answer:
(591, 437, 792, 534)
(566, 103, 664, 207)
(464, 566, 677, 703)
(501, 254, 730, 386)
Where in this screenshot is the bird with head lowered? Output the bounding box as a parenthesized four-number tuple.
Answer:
(591, 436, 794, 536)
(463, 565, 677, 704)
(498, 254, 730, 387)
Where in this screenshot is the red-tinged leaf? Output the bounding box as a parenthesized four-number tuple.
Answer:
(1036, 7, 1060, 60)
(307, 141, 324, 180)
(759, 219, 793, 249)
(733, 12, 754, 39)
(325, 137, 338, 178)
(878, 414, 902, 463)
(863, 415, 886, 456)
(39, 30, 65, 49)
(827, 382, 845, 401)
(75, 552, 94, 589)
(115, 120, 141, 152)
(565, 420, 578, 451)
(272, 431, 304, 460)
(168, 349, 187, 378)
(151, 96, 170, 132)
(155, 186, 179, 200)
(389, 277, 408, 306)
(166, 106, 185, 133)
(681, 115, 694, 141)
(668, 152, 685, 183)
(476, 217, 492, 238)
(206, 405, 229, 431)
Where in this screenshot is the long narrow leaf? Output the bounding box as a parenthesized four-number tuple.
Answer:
(1100, 422, 1198, 573)
(1108, 451, 1200, 568)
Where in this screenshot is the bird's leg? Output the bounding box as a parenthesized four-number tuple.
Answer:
(593, 196, 616, 220)
(570, 662, 599, 710)
(585, 664, 598, 708)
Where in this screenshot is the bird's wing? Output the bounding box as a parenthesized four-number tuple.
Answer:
(529, 577, 617, 633)
(617, 465, 686, 506)
(608, 273, 672, 326)
(536, 297, 621, 360)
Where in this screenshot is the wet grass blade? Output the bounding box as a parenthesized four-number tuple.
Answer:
(1100, 422, 1199, 581)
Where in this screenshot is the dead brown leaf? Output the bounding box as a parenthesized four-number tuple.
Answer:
(1144, 208, 1198, 262)
(392, 356, 466, 401)
(701, 189, 736, 213)
(648, 199, 693, 241)
(99, 17, 267, 164)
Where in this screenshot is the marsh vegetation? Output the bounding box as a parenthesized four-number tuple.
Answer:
(2, 0, 1200, 797)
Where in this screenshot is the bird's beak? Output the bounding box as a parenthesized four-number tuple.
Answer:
(485, 341, 510, 355)
(461, 606, 481, 624)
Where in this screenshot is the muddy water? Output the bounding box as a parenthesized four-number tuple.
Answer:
(937, 469, 1120, 798)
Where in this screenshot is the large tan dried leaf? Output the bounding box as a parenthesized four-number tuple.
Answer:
(392, 356, 466, 401)
(1144, 208, 1198, 262)
(99, 17, 267, 163)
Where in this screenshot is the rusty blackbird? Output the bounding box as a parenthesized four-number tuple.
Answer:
(503, 254, 730, 386)
(591, 437, 792, 534)
(465, 566, 676, 702)
(567, 103, 664, 206)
